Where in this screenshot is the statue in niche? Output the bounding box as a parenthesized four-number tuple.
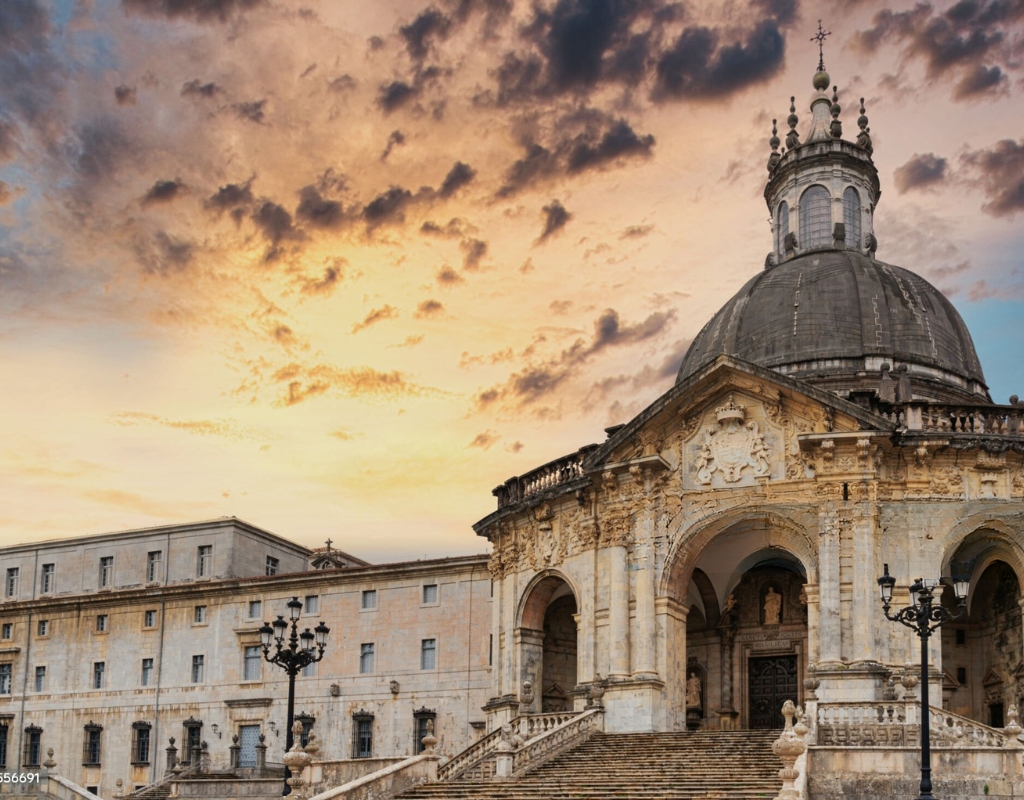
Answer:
(721, 593, 737, 626)
(686, 673, 703, 708)
(763, 587, 782, 625)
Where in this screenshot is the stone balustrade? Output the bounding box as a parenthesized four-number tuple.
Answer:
(876, 401, 1024, 435)
(511, 707, 604, 777)
(928, 707, 1010, 748)
(521, 711, 580, 739)
(492, 447, 596, 509)
(436, 725, 506, 782)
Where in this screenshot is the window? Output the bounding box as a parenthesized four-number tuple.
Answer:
(146, 551, 162, 583)
(0, 724, 7, 769)
(96, 614, 108, 632)
(956, 628, 966, 645)
(353, 715, 374, 759)
(144, 609, 157, 628)
(304, 595, 319, 614)
(183, 720, 202, 763)
(776, 201, 790, 254)
(359, 643, 375, 674)
(191, 655, 205, 683)
(302, 661, 316, 678)
(34, 666, 45, 692)
(489, 634, 493, 666)
(799, 184, 831, 250)
(361, 590, 377, 610)
(197, 545, 212, 577)
(1, 624, 10, 640)
(40, 564, 54, 594)
(132, 722, 152, 765)
(244, 646, 262, 681)
(22, 725, 42, 768)
(37, 619, 49, 637)
(296, 714, 315, 747)
(0, 664, 10, 695)
(93, 661, 105, 689)
(5, 568, 18, 598)
(422, 584, 438, 604)
(248, 600, 262, 619)
(843, 187, 861, 249)
(99, 556, 113, 588)
(957, 666, 968, 685)
(194, 605, 207, 624)
(141, 658, 154, 687)
(265, 556, 279, 576)
(413, 710, 436, 754)
(83, 723, 102, 766)
(421, 638, 436, 670)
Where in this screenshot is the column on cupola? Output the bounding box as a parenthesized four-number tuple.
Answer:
(817, 500, 842, 665)
(608, 542, 631, 679)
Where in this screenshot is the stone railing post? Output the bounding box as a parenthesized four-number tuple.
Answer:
(42, 748, 57, 776)
(494, 723, 514, 780)
(199, 741, 211, 773)
(228, 735, 241, 770)
(190, 744, 201, 771)
(283, 721, 312, 798)
(165, 737, 178, 774)
(255, 733, 268, 775)
(772, 700, 807, 800)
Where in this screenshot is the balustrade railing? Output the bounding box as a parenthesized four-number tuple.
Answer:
(511, 707, 603, 777)
(522, 711, 579, 738)
(492, 446, 596, 509)
(436, 724, 507, 782)
(928, 707, 1009, 747)
(125, 761, 202, 800)
(875, 402, 1024, 435)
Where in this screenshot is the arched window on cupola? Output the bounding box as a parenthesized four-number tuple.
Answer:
(799, 185, 831, 250)
(776, 201, 789, 254)
(843, 187, 861, 249)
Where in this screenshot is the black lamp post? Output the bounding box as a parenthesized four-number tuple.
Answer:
(260, 597, 330, 796)
(877, 564, 969, 800)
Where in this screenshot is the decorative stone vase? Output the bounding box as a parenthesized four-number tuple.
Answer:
(802, 663, 820, 701)
(588, 674, 605, 708)
(1004, 705, 1023, 750)
(283, 721, 312, 796)
(900, 665, 919, 700)
(771, 700, 806, 800)
(420, 719, 438, 754)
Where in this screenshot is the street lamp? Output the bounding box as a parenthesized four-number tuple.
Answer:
(260, 598, 330, 796)
(877, 564, 969, 800)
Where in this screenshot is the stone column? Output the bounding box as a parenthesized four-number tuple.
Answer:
(503, 573, 518, 700)
(717, 626, 738, 729)
(656, 598, 688, 725)
(851, 492, 878, 663)
(608, 544, 631, 679)
(492, 575, 504, 698)
(632, 540, 657, 678)
(817, 505, 842, 666)
(803, 584, 820, 664)
(576, 544, 597, 687)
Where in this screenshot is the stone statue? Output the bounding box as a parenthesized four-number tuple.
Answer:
(764, 587, 782, 625)
(686, 673, 702, 708)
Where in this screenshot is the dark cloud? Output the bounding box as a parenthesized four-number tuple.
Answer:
(894, 153, 948, 194)
(954, 64, 1006, 98)
(141, 178, 185, 206)
(753, 0, 798, 25)
(400, 7, 452, 61)
(114, 85, 137, 105)
(270, 362, 429, 406)
(233, 100, 266, 123)
(566, 119, 654, 172)
(181, 79, 221, 98)
(461, 238, 488, 269)
(298, 263, 343, 296)
(438, 161, 477, 197)
(252, 201, 301, 245)
(497, 142, 559, 197)
(377, 81, 419, 113)
(653, 21, 785, 101)
(295, 186, 344, 228)
(381, 129, 405, 161)
(415, 299, 444, 317)
(363, 186, 414, 227)
(620, 224, 653, 239)
(961, 139, 1024, 216)
(421, 218, 468, 237)
(436, 265, 465, 285)
(134, 230, 194, 275)
(352, 304, 398, 332)
(537, 199, 571, 242)
(468, 430, 499, 449)
(121, 0, 265, 24)
(74, 120, 131, 182)
(206, 180, 253, 213)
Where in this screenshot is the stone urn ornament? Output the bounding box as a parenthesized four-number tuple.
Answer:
(1004, 705, 1023, 750)
(900, 664, 919, 700)
(588, 674, 605, 708)
(420, 719, 438, 754)
(283, 721, 312, 796)
(771, 700, 807, 800)
(802, 663, 820, 701)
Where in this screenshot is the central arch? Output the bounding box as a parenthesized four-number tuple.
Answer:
(517, 570, 580, 713)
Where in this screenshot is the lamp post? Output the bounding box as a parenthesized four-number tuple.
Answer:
(877, 564, 969, 800)
(260, 597, 330, 796)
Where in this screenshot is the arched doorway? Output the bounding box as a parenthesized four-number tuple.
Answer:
(518, 573, 578, 713)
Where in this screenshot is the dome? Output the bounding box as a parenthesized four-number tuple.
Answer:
(676, 251, 989, 403)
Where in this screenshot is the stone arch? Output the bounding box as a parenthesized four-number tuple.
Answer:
(517, 568, 580, 631)
(691, 568, 721, 628)
(939, 515, 1024, 600)
(516, 569, 580, 712)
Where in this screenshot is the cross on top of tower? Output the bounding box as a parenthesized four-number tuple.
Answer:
(811, 20, 831, 72)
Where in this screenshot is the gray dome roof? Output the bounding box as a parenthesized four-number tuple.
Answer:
(677, 251, 989, 402)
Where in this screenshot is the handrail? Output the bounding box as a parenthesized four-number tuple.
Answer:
(436, 724, 508, 782)
(124, 762, 202, 800)
(492, 446, 597, 509)
(875, 401, 1024, 435)
(927, 706, 1012, 748)
(511, 707, 603, 777)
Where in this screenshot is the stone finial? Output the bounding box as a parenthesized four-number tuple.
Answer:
(803, 663, 820, 701)
(283, 725, 312, 797)
(43, 747, 57, 772)
(771, 701, 807, 800)
(768, 119, 782, 172)
(901, 665, 919, 700)
(896, 363, 912, 402)
(420, 719, 438, 754)
(830, 86, 842, 138)
(856, 98, 873, 154)
(1004, 705, 1023, 749)
(786, 97, 800, 150)
(879, 363, 895, 403)
(588, 674, 606, 708)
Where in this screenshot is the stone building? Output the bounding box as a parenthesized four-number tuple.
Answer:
(0, 518, 492, 796)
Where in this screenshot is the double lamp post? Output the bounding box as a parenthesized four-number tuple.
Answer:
(877, 565, 970, 800)
(260, 598, 330, 796)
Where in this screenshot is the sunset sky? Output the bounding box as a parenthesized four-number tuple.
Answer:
(2, 0, 1023, 562)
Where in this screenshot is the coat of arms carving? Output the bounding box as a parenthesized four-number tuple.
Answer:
(695, 396, 771, 485)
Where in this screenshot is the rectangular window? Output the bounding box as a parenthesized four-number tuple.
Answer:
(489, 634, 493, 666)
(265, 556, 279, 576)
(144, 609, 157, 628)
(146, 551, 162, 583)
(355, 718, 373, 758)
(96, 614, 108, 632)
(141, 658, 154, 687)
(956, 628, 966, 645)
(248, 600, 262, 619)
(0, 664, 10, 695)
(132, 724, 151, 765)
(191, 655, 205, 683)
(1, 624, 10, 640)
(194, 605, 207, 624)
(40, 564, 54, 594)
(23, 728, 41, 768)
(957, 666, 968, 685)
(83, 725, 102, 766)
(37, 619, 49, 637)
(99, 556, 113, 588)
(244, 646, 261, 681)
(5, 568, 18, 599)
(361, 590, 377, 610)
(304, 595, 319, 614)
(422, 584, 438, 604)
(0, 725, 7, 769)
(359, 643, 375, 674)
(93, 662, 105, 689)
(197, 545, 212, 577)
(421, 639, 436, 670)
(34, 666, 45, 692)
(414, 714, 436, 754)
(302, 661, 316, 678)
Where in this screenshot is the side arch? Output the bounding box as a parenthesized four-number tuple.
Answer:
(940, 514, 1024, 599)
(517, 568, 581, 632)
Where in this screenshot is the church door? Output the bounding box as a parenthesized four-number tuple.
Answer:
(238, 725, 260, 767)
(748, 655, 798, 729)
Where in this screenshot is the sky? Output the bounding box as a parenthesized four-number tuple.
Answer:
(1, 0, 1023, 563)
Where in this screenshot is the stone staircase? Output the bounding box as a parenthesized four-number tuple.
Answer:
(401, 729, 782, 800)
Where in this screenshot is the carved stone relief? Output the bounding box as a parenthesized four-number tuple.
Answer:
(695, 396, 771, 485)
